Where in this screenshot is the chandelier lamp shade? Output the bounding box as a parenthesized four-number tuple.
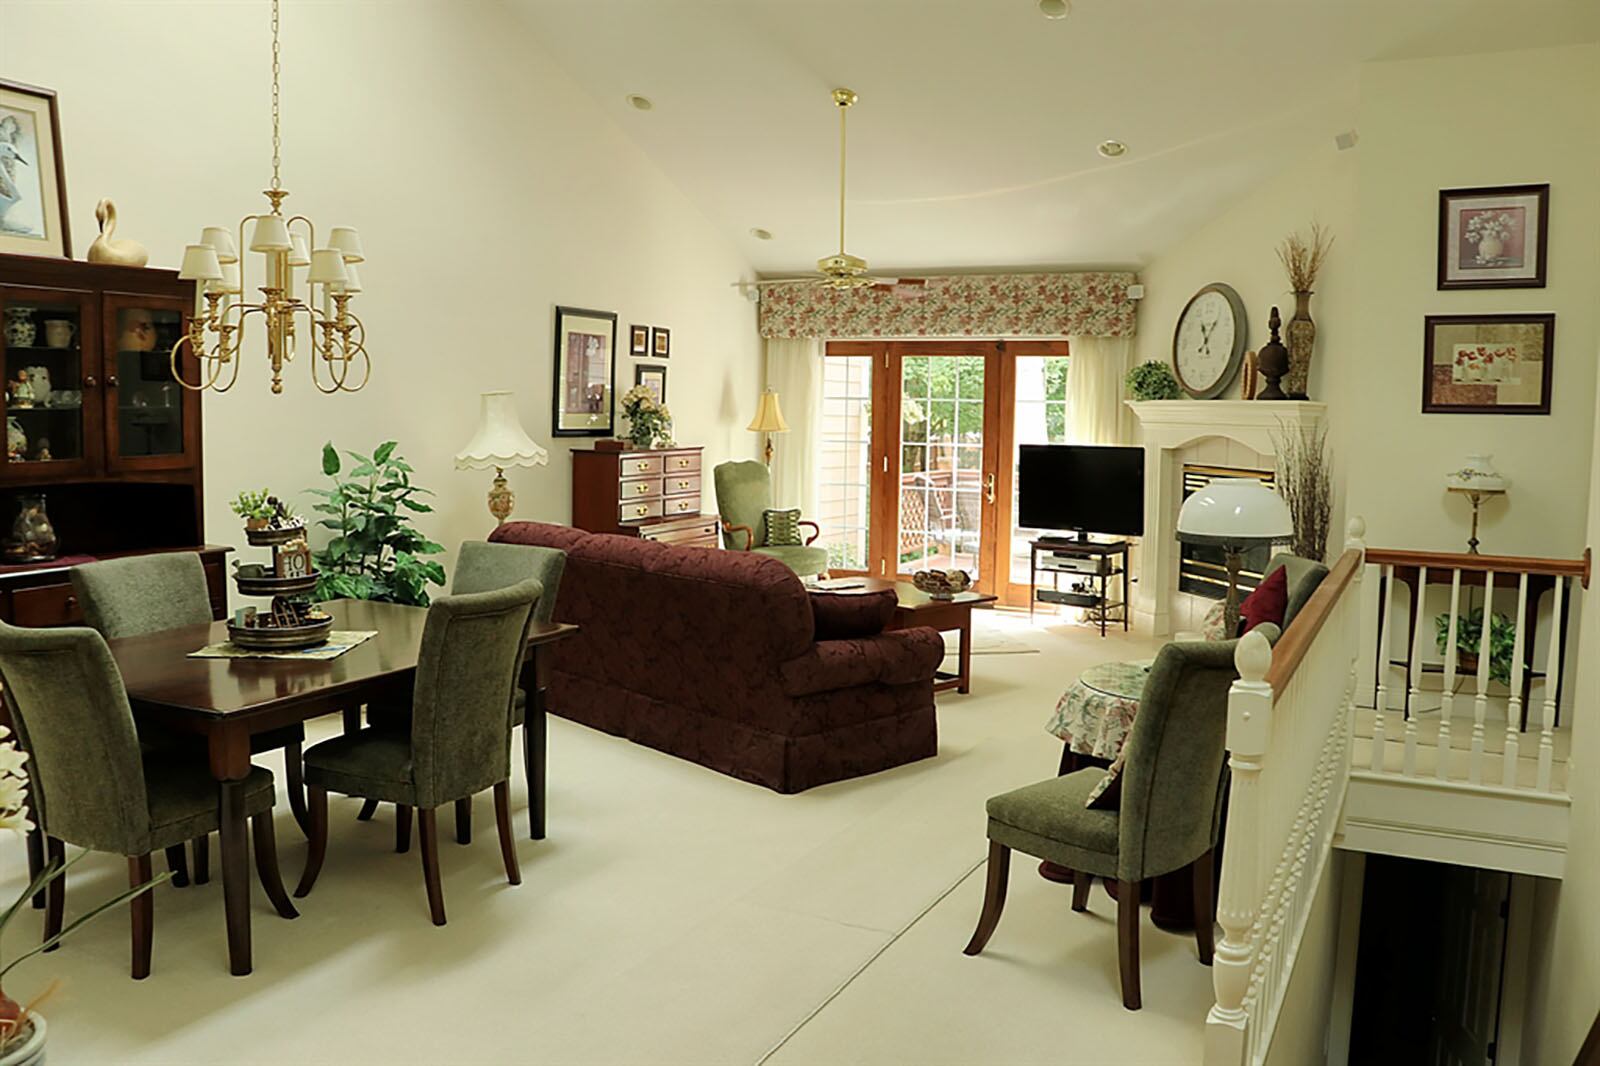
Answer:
(455, 390, 550, 525)
(1176, 478, 1294, 634)
(171, 0, 371, 396)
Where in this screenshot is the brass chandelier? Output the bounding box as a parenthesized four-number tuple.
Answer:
(172, 0, 370, 395)
(816, 88, 874, 290)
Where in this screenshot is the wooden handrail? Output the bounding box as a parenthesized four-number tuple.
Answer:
(1265, 547, 1362, 699)
(1364, 546, 1590, 589)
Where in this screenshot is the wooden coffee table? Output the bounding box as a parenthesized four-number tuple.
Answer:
(814, 578, 998, 694)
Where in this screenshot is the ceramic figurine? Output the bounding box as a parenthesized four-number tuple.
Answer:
(32, 438, 49, 462)
(6, 417, 25, 460)
(8, 370, 33, 408)
(86, 198, 150, 267)
(118, 308, 157, 352)
(23, 366, 50, 406)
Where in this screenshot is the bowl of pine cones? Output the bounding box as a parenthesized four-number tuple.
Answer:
(912, 569, 973, 600)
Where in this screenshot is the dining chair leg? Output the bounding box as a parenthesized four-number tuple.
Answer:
(164, 844, 192, 888)
(494, 782, 521, 887)
(962, 840, 1010, 956)
(284, 740, 309, 836)
(395, 805, 413, 854)
(294, 786, 329, 899)
(42, 837, 64, 951)
(193, 834, 210, 885)
(129, 853, 155, 980)
(455, 797, 472, 846)
(252, 813, 300, 920)
(26, 825, 45, 909)
(417, 807, 446, 926)
(1117, 878, 1142, 1010)
(355, 798, 380, 822)
(1071, 869, 1093, 913)
(1192, 849, 1215, 966)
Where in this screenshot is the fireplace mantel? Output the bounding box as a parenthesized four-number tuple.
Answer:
(1128, 400, 1328, 634)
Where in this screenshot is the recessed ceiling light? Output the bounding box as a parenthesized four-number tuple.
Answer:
(1038, 0, 1070, 19)
(625, 94, 653, 111)
(749, 228, 773, 241)
(1097, 140, 1129, 158)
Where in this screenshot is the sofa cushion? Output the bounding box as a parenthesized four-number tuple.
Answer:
(810, 589, 897, 640)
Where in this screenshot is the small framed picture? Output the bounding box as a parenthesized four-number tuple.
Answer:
(0, 79, 72, 258)
(629, 324, 649, 357)
(651, 326, 671, 358)
(1422, 313, 1554, 415)
(1438, 184, 1549, 290)
(552, 305, 618, 437)
(634, 363, 667, 403)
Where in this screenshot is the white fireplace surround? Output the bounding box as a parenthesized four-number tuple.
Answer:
(1127, 400, 1328, 635)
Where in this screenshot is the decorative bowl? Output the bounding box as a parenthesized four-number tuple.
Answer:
(913, 569, 972, 600)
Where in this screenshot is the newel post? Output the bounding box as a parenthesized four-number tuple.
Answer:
(1206, 628, 1275, 1065)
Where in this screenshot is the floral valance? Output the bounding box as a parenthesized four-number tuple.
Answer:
(757, 271, 1139, 339)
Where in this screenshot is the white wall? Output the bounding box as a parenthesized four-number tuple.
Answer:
(0, 0, 761, 573)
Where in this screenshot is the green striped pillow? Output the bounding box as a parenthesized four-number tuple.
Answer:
(763, 508, 803, 547)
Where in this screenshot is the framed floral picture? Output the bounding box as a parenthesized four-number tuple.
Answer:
(1437, 184, 1548, 290)
(551, 305, 617, 437)
(1422, 313, 1554, 415)
(0, 79, 71, 258)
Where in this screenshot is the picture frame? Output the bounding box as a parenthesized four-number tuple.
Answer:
(552, 305, 618, 437)
(628, 324, 649, 357)
(1422, 313, 1554, 415)
(1437, 184, 1548, 290)
(0, 78, 71, 258)
(651, 326, 671, 358)
(634, 363, 667, 403)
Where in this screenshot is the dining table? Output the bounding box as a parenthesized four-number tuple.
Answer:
(106, 598, 577, 976)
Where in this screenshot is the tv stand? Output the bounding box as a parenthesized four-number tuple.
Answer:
(1029, 538, 1130, 636)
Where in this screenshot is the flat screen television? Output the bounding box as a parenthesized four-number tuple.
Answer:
(1017, 444, 1145, 538)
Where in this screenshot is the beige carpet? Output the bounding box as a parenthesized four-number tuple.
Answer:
(0, 610, 1210, 1065)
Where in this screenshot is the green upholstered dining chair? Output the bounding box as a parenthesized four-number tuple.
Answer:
(295, 580, 542, 926)
(963, 638, 1244, 1011)
(0, 620, 297, 979)
(712, 459, 829, 578)
(358, 540, 566, 840)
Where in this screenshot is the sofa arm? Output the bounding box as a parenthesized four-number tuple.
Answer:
(779, 627, 945, 697)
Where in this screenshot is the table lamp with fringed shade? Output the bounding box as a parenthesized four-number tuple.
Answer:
(747, 388, 789, 466)
(1176, 477, 1294, 634)
(455, 391, 549, 525)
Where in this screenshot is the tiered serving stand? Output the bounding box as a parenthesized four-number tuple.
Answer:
(227, 523, 333, 650)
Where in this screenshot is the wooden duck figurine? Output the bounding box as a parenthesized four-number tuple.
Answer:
(87, 198, 149, 267)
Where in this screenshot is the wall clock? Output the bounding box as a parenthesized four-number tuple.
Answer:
(1172, 282, 1248, 399)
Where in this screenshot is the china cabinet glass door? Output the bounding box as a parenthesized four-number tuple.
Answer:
(0, 286, 97, 478)
(103, 293, 195, 472)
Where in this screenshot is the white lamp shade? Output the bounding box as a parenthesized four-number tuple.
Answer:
(1175, 478, 1293, 546)
(1445, 453, 1509, 493)
(177, 244, 224, 282)
(747, 389, 789, 433)
(288, 233, 311, 268)
(248, 214, 293, 253)
(333, 262, 363, 294)
(306, 248, 349, 286)
(455, 391, 550, 470)
(201, 226, 239, 264)
(328, 226, 365, 263)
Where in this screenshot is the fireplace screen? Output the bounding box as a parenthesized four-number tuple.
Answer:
(1180, 464, 1277, 601)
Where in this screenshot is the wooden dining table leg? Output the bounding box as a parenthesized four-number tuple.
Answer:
(209, 726, 254, 977)
(26, 825, 45, 910)
(526, 649, 550, 841)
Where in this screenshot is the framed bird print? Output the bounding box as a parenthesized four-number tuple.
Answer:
(0, 79, 71, 258)
(552, 306, 618, 437)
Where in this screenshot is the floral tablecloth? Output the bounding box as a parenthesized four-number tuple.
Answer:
(1046, 659, 1152, 760)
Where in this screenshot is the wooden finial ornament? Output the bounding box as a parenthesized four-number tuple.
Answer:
(1255, 307, 1289, 400)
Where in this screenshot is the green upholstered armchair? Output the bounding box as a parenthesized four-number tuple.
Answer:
(0, 620, 297, 979)
(1268, 552, 1330, 630)
(712, 459, 829, 578)
(296, 580, 542, 926)
(965, 637, 1247, 1010)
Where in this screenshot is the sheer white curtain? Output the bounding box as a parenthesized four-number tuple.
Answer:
(763, 336, 823, 516)
(1064, 335, 1134, 445)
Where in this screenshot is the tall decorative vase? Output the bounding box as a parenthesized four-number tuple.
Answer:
(1284, 290, 1315, 400)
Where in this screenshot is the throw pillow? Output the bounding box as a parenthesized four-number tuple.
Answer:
(1201, 600, 1228, 641)
(764, 507, 803, 547)
(1085, 752, 1125, 810)
(1237, 565, 1289, 636)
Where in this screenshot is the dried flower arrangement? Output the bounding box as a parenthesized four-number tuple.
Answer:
(620, 385, 673, 449)
(1276, 221, 1335, 293)
(1272, 420, 1333, 563)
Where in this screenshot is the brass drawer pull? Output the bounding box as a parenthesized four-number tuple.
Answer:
(635, 483, 650, 494)
(634, 505, 649, 517)
(676, 458, 692, 468)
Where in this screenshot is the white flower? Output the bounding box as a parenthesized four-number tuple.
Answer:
(0, 743, 26, 777)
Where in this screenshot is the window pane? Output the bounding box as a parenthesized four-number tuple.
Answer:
(1010, 354, 1072, 586)
(815, 355, 872, 572)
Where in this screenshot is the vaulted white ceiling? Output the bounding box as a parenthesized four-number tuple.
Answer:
(509, 0, 1600, 276)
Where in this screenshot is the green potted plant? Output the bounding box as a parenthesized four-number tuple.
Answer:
(1434, 607, 1517, 684)
(229, 489, 301, 532)
(0, 727, 167, 1064)
(305, 441, 445, 606)
(1126, 360, 1183, 401)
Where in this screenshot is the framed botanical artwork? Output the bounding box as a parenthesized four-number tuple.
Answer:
(628, 324, 649, 357)
(552, 306, 618, 437)
(634, 363, 667, 403)
(1422, 313, 1554, 415)
(0, 79, 71, 258)
(651, 326, 671, 358)
(1437, 184, 1548, 290)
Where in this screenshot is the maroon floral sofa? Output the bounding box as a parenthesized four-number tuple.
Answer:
(490, 522, 944, 793)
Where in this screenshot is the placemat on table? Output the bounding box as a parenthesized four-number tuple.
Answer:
(188, 630, 378, 661)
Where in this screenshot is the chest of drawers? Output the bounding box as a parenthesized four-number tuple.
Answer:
(571, 445, 716, 547)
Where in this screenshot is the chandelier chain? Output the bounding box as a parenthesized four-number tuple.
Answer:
(269, 0, 282, 192)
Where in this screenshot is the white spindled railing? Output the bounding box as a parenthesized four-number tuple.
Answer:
(1206, 522, 1365, 1066)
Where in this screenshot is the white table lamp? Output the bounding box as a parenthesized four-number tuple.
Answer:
(1176, 478, 1294, 633)
(1444, 454, 1508, 555)
(455, 390, 549, 525)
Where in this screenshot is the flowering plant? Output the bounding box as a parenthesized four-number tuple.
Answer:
(1464, 211, 1517, 245)
(620, 385, 672, 448)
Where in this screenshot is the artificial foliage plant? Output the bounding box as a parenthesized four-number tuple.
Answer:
(306, 441, 446, 606)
